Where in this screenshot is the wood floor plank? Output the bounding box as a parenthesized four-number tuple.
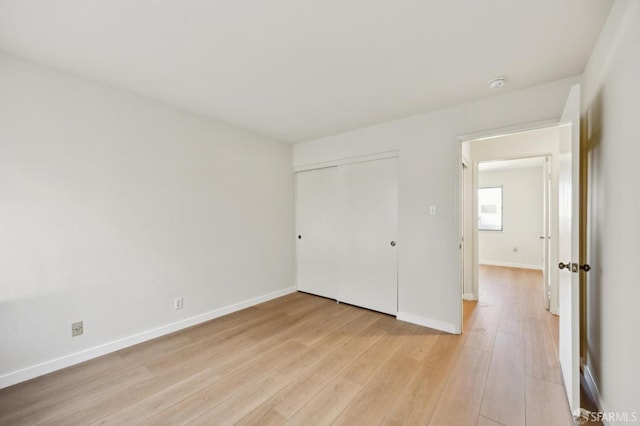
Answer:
(237, 408, 287, 426)
(428, 345, 492, 426)
(395, 325, 440, 361)
(524, 317, 564, 384)
(230, 309, 382, 425)
(547, 311, 560, 352)
(498, 299, 525, 336)
(182, 292, 318, 343)
(275, 309, 380, 379)
(117, 333, 194, 365)
(0, 366, 153, 425)
(185, 305, 357, 382)
(187, 371, 291, 425)
(520, 271, 548, 320)
(47, 362, 222, 425)
(332, 354, 419, 425)
(339, 322, 413, 387)
(0, 353, 126, 414)
(270, 292, 331, 317)
(144, 299, 320, 377)
(463, 299, 480, 333)
(140, 340, 308, 425)
(525, 375, 574, 426)
(477, 415, 505, 426)
(239, 318, 389, 423)
(145, 334, 257, 377)
(180, 306, 280, 343)
(382, 333, 466, 425)
(88, 368, 221, 425)
(480, 332, 526, 426)
(288, 303, 366, 346)
(284, 376, 362, 425)
(465, 302, 501, 352)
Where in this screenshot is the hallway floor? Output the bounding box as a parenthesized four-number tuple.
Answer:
(464, 265, 573, 426)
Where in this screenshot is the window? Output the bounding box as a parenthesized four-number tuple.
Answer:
(478, 186, 503, 231)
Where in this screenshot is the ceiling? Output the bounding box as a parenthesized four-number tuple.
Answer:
(0, 1, 613, 143)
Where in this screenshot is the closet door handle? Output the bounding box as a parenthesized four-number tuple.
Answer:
(390, 241, 397, 247)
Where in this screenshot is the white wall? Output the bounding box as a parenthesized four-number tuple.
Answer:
(478, 166, 544, 269)
(580, 0, 640, 420)
(294, 76, 578, 333)
(0, 53, 295, 387)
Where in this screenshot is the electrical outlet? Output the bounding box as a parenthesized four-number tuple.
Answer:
(71, 321, 83, 337)
(174, 297, 184, 310)
(429, 205, 437, 216)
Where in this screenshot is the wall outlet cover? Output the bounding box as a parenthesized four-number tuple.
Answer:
(71, 321, 83, 337)
(174, 297, 184, 310)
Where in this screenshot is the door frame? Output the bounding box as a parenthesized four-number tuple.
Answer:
(460, 158, 473, 301)
(472, 154, 552, 300)
(456, 119, 561, 315)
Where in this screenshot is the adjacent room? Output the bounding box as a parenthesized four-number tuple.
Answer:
(1, 1, 639, 425)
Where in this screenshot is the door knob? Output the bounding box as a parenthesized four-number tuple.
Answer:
(558, 262, 571, 270)
(390, 241, 397, 247)
(580, 264, 591, 272)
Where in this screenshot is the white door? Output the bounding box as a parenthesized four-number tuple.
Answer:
(296, 167, 338, 299)
(337, 158, 398, 315)
(558, 84, 582, 413)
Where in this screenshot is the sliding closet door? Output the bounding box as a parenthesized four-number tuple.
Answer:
(337, 157, 398, 315)
(296, 167, 337, 299)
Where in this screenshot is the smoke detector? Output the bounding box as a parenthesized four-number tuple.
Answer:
(488, 76, 507, 89)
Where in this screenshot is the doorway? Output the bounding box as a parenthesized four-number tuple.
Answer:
(459, 125, 560, 311)
(458, 86, 584, 414)
(476, 156, 549, 301)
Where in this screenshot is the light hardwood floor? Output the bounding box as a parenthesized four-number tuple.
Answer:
(0, 266, 577, 425)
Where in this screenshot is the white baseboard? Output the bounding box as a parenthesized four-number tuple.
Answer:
(583, 364, 611, 425)
(0, 286, 296, 390)
(463, 293, 476, 301)
(397, 312, 460, 334)
(479, 260, 543, 270)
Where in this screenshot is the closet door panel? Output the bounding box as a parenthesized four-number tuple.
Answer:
(296, 167, 337, 299)
(337, 158, 398, 315)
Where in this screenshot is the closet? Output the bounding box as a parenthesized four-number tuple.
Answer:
(296, 157, 398, 315)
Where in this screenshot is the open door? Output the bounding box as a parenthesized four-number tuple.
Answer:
(558, 84, 587, 414)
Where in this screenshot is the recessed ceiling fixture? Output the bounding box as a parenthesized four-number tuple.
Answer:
(488, 76, 507, 89)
